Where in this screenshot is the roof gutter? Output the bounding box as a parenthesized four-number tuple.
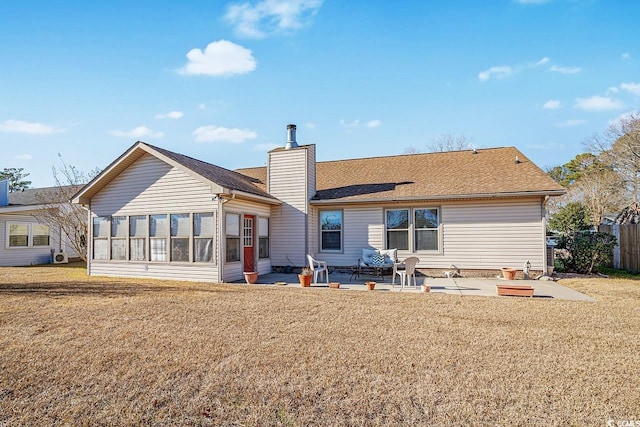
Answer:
(309, 190, 567, 205)
(227, 189, 282, 205)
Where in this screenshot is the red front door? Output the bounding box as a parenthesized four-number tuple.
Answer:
(243, 215, 255, 272)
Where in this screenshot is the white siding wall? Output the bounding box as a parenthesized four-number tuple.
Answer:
(307, 198, 547, 271)
(268, 147, 312, 267)
(0, 213, 54, 266)
(88, 154, 221, 282)
(222, 198, 272, 282)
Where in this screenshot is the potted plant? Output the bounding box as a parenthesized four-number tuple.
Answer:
(421, 284, 431, 292)
(365, 281, 376, 290)
(298, 267, 312, 287)
(329, 282, 340, 289)
(243, 271, 258, 284)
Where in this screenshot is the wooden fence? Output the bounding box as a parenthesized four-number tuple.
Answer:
(598, 224, 640, 272)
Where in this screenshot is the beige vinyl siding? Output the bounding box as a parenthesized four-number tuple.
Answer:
(222, 198, 272, 282)
(88, 154, 221, 282)
(311, 206, 384, 266)
(90, 261, 218, 282)
(0, 214, 53, 266)
(91, 154, 217, 216)
(267, 148, 310, 267)
(437, 199, 546, 270)
(307, 198, 546, 271)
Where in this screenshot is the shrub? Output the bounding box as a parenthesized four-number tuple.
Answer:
(556, 231, 617, 274)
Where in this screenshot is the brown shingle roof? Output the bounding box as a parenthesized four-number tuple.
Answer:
(236, 147, 565, 203)
(144, 143, 276, 201)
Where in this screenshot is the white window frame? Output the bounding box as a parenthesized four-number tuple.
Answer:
(385, 207, 441, 253)
(319, 210, 343, 253)
(5, 222, 51, 249)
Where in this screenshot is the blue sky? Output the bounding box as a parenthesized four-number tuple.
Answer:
(1, 0, 638, 187)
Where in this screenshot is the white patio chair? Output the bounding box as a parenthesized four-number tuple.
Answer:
(393, 257, 420, 290)
(307, 254, 329, 285)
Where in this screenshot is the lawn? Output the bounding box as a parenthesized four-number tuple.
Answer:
(1, 264, 639, 426)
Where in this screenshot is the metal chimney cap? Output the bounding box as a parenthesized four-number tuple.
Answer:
(285, 123, 298, 149)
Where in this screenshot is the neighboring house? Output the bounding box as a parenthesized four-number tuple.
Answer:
(72, 124, 565, 283)
(0, 181, 79, 267)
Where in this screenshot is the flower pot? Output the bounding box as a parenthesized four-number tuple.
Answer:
(501, 267, 517, 280)
(244, 271, 258, 284)
(365, 281, 376, 290)
(298, 274, 312, 287)
(329, 282, 340, 289)
(421, 284, 431, 293)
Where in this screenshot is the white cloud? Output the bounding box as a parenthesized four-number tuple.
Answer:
(179, 40, 256, 77)
(622, 52, 631, 60)
(252, 142, 280, 151)
(193, 125, 257, 143)
(607, 86, 619, 95)
(478, 66, 513, 81)
(620, 82, 640, 96)
(304, 122, 316, 129)
(535, 57, 550, 66)
(555, 119, 587, 127)
(225, 0, 323, 39)
(542, 100, 561, 110)
(155, 111, 184, 119)
(14, 153, 33, 160)
(199, 103, 207, 110)
(110, 125, 164, 139)
(550, 65, 581, 74)
(0, 119, 65, 135)
(365, 120, 382, 128)
(340, 119, 360, 128)
(575, 96, 624, 111)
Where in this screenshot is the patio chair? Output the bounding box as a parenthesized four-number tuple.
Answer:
(307, 254, 329, 285)
(393, 257, 420, 290)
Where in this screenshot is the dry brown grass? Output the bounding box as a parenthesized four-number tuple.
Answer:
(1, 263, 639, 426)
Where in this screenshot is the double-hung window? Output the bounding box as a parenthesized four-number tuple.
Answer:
(111, 216, 127, 260)
(149, 214, 168, 262)
(170, 214, 190, 262)
(258, 217, 269, 259)
(129, 215, 147, 261)
(226, 213, 240, 262)
(93, 217, 109, 260)
(386, 207, 440, 252)
(320, 210, 342, 252)
(194, 213, 214, 263)
(7, 223, 50, 248)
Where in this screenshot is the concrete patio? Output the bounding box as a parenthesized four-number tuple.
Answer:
(242, 270, 595, 301)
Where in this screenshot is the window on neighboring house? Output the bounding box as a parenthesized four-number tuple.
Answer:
(170, 213, 190, 262)
(194, 213, 214, 263)
(93, 217, 109, 260)
(258, 217, 269, 259)
(385, 207, 440, 252)
(226, 213, 240, 262)
(320, 210, 342, 252)
(149, 214, 168, 262)
(386, 209, 409, 250)
(129, 215, 147, 261)
(111, 216, 127, 260)
(7, 223, 50, 248)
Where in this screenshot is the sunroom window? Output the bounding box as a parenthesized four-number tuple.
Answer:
(149, 214, 168, 262)
(258, 217, 269, 259)
(194, 213, 214, 263)
(226, 213, 240, 262)
(111, 216, 127, 260)
(93, 217, 109, 260)
(129, 215, 147, 261)
(170, 213, 190, 262)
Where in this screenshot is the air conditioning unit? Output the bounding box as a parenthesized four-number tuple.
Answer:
(53, 252, 69, 264)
